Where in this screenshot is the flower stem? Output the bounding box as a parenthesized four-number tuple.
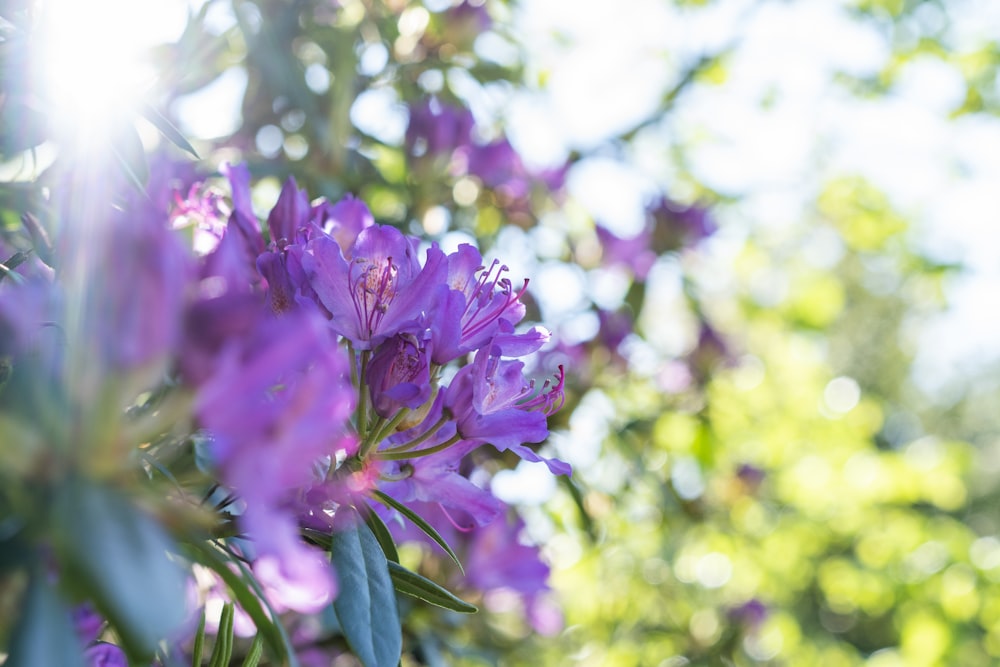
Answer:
(374, 432, 462, 461)
(377, 413, 450, 455)
(355, 349, 371, 441)
(364, 407, 411, 455)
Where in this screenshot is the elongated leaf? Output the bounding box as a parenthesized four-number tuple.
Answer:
(330, 515, 401, 667)
(5, 569, 86, 667)
(52, 479, 186, 664)
(190, 611, 207, 667)
(139, 102, 199, 158)
(242, 634, 265, 667)
(363, 508, 399, 564)
(370, 490, 462, 572)
(182, 541, 296, 667)
(386, 562, 477, 614)
(208, 603, 234, 667)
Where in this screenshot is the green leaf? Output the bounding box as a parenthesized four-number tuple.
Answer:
(190, 610, 207, 667)
(330, 514, 402, 667)
(370, 490, 463, 572)
(5, 569, 86, 667)
(208, 603, 234, 667)
(364, 508, 400, 564)
(52, 479, 186, 664)
(387, 562, 477, 614)
(182, 540, 298, 667)
(241, 634, 265, 667)
(139, 102, 200, 158)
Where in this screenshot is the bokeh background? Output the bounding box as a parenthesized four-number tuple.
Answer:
(5, 0, 1000, 664)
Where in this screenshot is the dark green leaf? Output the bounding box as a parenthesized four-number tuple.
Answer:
(52, 479, 186, 664)
(370, 490, 462, 572)
(6, 569, 86, 667)
(363, 508, 399, 564)
(330, 514, 402, 667)
(139, 102, 199, 158)
(387, 562, 477, 614)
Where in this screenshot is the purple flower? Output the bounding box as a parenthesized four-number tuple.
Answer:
(440, 0, 492, 51)
(465, 512, 550, 596)
(736, 463, 766, 490)
(220, 162, 265, 258)
(386, 501, 561, 633)
(366, 332, 434, 419)
(193, 308, 355, 611)
(146, 150, 201, 214)
(170, 182, 228, 255)
(376, 437, 503, 530)
(728, 599, 769, 629)
(257, 250, 300, 316)
(84, 642, 127, 667)
(688, 321, 733, 383)
(85, 200, 193, 370)
(405, 97, 475, 159)
(430, 244, 528, 363)
(72, 603, 104, 645)
(595, 224, 657, 281)
(302, 224, 447, 350)
(464, 137, 531, 201)
(317, 193, 374, 256)
(648, 196, 717, 253)
(266, 177, 312, 247)
(445, 337, 568, 475)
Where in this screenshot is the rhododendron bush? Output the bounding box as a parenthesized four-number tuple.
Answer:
(3, 0, 1000, 665)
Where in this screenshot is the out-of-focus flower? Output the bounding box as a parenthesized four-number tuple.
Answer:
(386, 501, 561, 634)
(736, 463, 766, 490)
(688, 320, 733, 383)
(318, 193, 374, 256)
(72, 603, 104, 645)
(595, 224, 657, 281)
(464, 137, 531, 201)
(440, 0, 492, 51)
(728, 598, 769, 630)
(193, 308, 354, 612)
(84, 642, 127, 667)
(170, 182, 228, 255)
(405, 97, 475, 160)
(649, 196, 717, 253)
(86, 200, 194, 371)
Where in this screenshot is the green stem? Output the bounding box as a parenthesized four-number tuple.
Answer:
(377, 414, 450, 455)
(365, 407, 411, 453)
(355, 349, 371, 441)
(374, 432, 462, 461)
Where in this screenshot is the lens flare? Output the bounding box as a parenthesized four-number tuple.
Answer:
(34, 0, 158, 140)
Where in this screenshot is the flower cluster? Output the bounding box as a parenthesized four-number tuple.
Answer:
(0, 161, 565, 665)
(167, 163, 569, 623)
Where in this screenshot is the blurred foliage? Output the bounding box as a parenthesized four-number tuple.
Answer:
(2, 0, 1000, 665)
